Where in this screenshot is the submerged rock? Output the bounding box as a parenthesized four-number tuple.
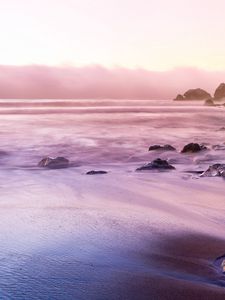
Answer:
(86, 170, 108, 175)
(38, 156, 69, 169)
(181, 143, 207, 153)
(183, 89, 211, 100)
(214, 83, 225, 100)
(149, 144, 176, 151)
(204, 98, 215, 106)
(201, 164, 225, 177)
(136, 158, 175, 171)
(174, 94, 184, 101)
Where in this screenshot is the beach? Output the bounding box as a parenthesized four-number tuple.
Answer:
(0, 99, 225, 299)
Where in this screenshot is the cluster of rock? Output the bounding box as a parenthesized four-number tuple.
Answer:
(37, 142, 225, 179)
(174, 83, 225, 104)
(149, 144, 176, 151)
(174, 89, 211, 101)
(136, 143, 208, 172)
(148, 143, 207, 154)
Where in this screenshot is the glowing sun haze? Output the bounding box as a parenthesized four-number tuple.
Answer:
(1, 0, 225, 70)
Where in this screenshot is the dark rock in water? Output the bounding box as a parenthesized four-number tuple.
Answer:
(218, 127, 225, 131)
(38, 157, 69, 169)
(149, 144, 176, 151)
(214, 83, 225, 100)
(181, 143, 207, 153)
(183, 88, 211, 100)
(136, 158, 175, 171)
(174, 94, 184, 101)
(201, 164, 225, 177)
(204, 98, 215, 106)
(86, 170, 108, 175)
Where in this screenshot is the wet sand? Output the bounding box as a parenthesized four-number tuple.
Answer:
(0, 99, 225, 299)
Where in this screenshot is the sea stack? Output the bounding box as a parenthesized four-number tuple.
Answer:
(174, 88, 211, 100)
(214, 83, 225, 100)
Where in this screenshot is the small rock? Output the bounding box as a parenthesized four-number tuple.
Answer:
(181, 143, 207, 153)
(136, 158, 175, 171)
(174, 94, 184, 101)
(38, 157, 69, 169)
(86, 170, 108, 175)
(149, 144, 176, 151)
(201, 164, 225, 177)
(204, 98, 215, 106)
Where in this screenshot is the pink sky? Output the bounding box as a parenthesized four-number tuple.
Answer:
(1, 0, 225, 70)
(0, 1, 225, 98)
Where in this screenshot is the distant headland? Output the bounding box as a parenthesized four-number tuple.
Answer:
(174, 83, 225, 105)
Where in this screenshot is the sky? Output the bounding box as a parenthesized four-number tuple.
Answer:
(1, 0, 225, 70)
(0, 0, 225, 98)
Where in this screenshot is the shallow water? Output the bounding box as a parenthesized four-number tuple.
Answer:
(0, 99, 225, 299)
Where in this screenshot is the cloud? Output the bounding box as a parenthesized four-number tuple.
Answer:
(0, 65, 224, 99)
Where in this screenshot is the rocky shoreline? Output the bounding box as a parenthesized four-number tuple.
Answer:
(174, 83, 225, 106)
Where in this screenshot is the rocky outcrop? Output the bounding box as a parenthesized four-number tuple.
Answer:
(214, 83, 225, 100)
(204, 98, 215, 106)
(149, 144, 176, 151)
(183, 89, 211, 100)
(38, 156, 69, 169)
(181, 143, 207, 153)
(174, 89, 211, 101)
(201, 164, 225, 177)
(174, 94, 184, 101)
(86, 170, 108, 175)
(136, 158, 175, 171)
